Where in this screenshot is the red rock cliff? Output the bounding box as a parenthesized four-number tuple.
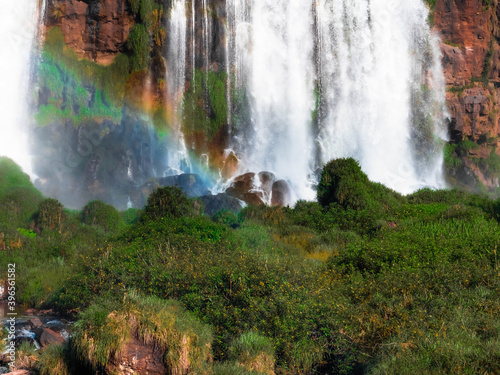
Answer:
(433, 0, 500, 191)
(46, 0, 134, 65)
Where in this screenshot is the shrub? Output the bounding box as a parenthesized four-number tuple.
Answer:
(0, 157, 42, 229)
(36, 198, 64, 232)
(229, 331, 275, 374)
(317, 158, 403, 212)
(38, 344, 70, 375)
(143, 186, 194, 220)
(126, 24, 150, 72)
(82, 200, 124, 233)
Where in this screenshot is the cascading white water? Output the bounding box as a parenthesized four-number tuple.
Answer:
(166, 0, 191, 174)
(315, 0, 447, 194)
(0, 0, 43, 176)
(232, 0, 318, 201)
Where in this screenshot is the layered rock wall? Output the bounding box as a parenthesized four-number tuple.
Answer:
(433, 0, 500, 191)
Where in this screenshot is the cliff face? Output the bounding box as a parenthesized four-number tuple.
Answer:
(46, 0, 134, 65)
(433, 0, 500, 191)
(35, 0, 500, 203)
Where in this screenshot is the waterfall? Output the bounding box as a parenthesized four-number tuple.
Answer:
(315, 0, 447, 194)
(166, 0, 191, 174)
(225, 0, 446, 199)
(0, 0, 43, 176)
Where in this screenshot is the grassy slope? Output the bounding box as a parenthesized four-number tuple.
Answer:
(1, 157, 499, 374)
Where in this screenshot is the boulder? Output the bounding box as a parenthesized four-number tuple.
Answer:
(271, 180, 292, 207)
(27, 317, 43, 329)
(158, 174, 211, 197)
(35, 328, 66, 347)
(200, 194, 244, 216)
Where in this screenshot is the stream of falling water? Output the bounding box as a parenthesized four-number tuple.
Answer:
(0, 0, 44, 176)
(224, 0, 447, 200)
(166, 0, 191, 174)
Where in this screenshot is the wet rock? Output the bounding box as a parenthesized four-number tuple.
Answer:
(35, 328, 66, 347)
(27, 317, 43, 329)
(222, 152, 239, 179)
(157, 174, 211, 197)
(271, 180, 292, 207)
(200, 193, 244, 216)
(258, 171, 276, 196)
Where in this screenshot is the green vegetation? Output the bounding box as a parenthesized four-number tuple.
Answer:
(3, 158, 500, 374)
(37, 27, 126, 127)
(126, 24, 150, 72)
(82, 201, 124, 233)
(182, 69, 229, 141)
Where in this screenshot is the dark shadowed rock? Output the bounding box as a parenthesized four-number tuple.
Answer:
(200, 194, 244, 216)
(158, 174, 211, 197)
(271, 180, 291, 207)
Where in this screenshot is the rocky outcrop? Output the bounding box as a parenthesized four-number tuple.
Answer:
(433, 0, 500, 191)
(46, 0, 134, 65)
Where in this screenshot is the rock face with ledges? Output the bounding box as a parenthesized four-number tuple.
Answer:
(46, 0, 134, 65)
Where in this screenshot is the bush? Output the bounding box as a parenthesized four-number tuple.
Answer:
(82, 200, 124, 233)
(36, 198, 64, 232)
(229, 331, 275, 374)
(143, 186, 194, 220)
(126, 24, 150, 72)
(0, 157, 43, 229)
(317, 158, 404, 216)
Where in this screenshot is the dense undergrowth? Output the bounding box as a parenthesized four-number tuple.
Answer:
(1, 157, 500, 374)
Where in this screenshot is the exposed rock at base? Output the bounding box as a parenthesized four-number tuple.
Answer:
(258, 172, 276, 198)
(200, 193, 244, 216)
(271, 180, 292, 207)
(34, 328, 66, 347)
(107, 337, 167, 375)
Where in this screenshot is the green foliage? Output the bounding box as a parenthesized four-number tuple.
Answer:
(213, 209, 240, 227)
(0, 157, 42, 230)
(126, 24, 150, 72)
(37, 344, 70, 375)
(317, 158, 404, 212)
(17, 228, 36, 238)
(36, 198, 64, 232)
(423, 0, 437, 9)
(229, 331, 275, 361)
(143, 186, 195, 220)
(182, 69, 228, 140)
(4, 158, 500, 374)
(82, 201, 124, 233)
